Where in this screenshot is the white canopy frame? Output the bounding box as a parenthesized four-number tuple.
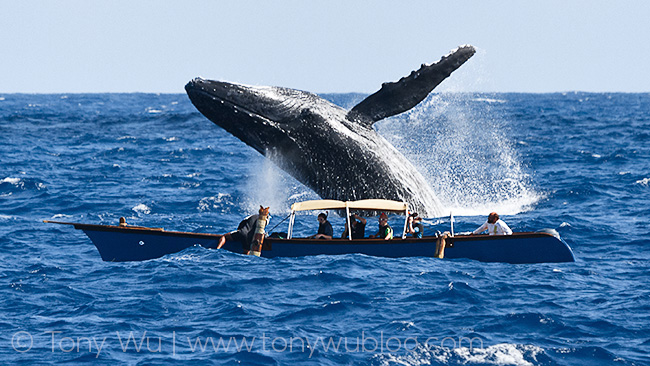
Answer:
(287, 199, 410, 240)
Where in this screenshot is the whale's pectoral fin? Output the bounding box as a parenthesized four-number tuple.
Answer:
(348, 45, 475, 123)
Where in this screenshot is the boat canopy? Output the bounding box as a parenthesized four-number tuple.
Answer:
(290, 199, 408, 213)
(287, 199, 410, 240)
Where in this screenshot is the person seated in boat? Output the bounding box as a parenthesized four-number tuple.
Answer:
(309, 212, 333, 239)
(406, 212, 424, 238)
(217, 213, 260, 253)
(470, 212, 512, 236)
(341, 213, 367, 239)
(369, 212, 393, 240)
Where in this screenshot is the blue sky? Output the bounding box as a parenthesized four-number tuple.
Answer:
(2, 1, 649, 93)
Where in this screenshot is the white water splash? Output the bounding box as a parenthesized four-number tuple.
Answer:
(244, 155, 318, 216)
(378, 92, 540, 217)
(238, 89, 538, 218)
(232, 53, 537, 218)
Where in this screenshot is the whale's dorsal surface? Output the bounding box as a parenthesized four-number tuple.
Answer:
(185, 45, 475, 216)
(349, 45, 476, 125)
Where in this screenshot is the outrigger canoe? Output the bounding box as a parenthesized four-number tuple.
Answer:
(45, 199, 575, 264)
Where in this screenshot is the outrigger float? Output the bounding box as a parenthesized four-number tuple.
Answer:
(45, 199, 575, 264)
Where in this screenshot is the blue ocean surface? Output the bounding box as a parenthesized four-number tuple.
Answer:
(1, 92, 649, 365)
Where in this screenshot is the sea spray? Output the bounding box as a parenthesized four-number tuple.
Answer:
(237, 84, 538, 217)
(377, 92, 540, 216)
(244, 152, 318, 216)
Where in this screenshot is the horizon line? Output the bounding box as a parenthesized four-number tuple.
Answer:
(2, 90, 649, 96)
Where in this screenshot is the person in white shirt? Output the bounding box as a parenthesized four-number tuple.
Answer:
(471, 212, 512, 235)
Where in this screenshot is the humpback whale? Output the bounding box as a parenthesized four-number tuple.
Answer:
(185, 45, 475, 217)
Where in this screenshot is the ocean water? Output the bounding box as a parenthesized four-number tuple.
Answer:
(1, 92, 649, 365)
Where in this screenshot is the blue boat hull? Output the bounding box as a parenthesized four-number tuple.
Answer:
(257, 235, 575, 263)
(59, 223, 575, 264)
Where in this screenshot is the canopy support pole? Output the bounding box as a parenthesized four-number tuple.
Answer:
(345, 204, 352, 240)
(401, 208, 408, 239)
(287, 211, 295, 239)
(450, 211, 455, 237)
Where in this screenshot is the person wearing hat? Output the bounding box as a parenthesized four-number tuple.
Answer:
(370, 212, 393, 240)
(341, 213, 367, 239)
(471, 212, 512, 236)
(310, 212, 333, 239)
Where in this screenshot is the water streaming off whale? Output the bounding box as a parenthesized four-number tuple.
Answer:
(245, 92, 538, 218)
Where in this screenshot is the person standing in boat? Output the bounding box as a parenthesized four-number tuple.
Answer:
(341, 213, 367, 239)
(407, 212, 424, 238)
(471, 212, 512, 236)
(370, 212, 393, 240)
(310, 212, 333, 239)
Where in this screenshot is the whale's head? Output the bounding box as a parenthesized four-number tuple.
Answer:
(185, 78, 342, 155)
(185, 78, 367, 191)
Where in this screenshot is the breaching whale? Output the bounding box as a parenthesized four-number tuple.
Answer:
(185, 45, 475, 217)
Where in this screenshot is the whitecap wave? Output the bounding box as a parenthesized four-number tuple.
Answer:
(2, 177, 21, 185)
(378, 343, 544, 366)
(473, 97, 506, 104)
(198, 193, 233, 212)
(51, 214, 73, 219)
(634, 178, 650, 186)
(132, 203, 152, 215)
(0, 214, 14, 221)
